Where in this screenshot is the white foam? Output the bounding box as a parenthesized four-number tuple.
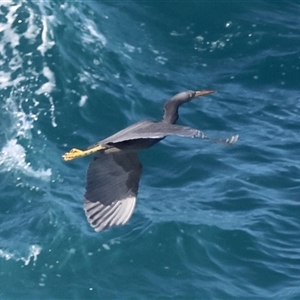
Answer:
(10, 3, 58, 137)
(23, 7, 41, 40)
(3, 94, 34, 139)
(23, 245, 42, 266)
(155, 56, 168, 65)
(0, 3, 58, 176)
(35, 66, 56, 95)
(0, 244, 42, 266)
(0, 3, 25, 91)
(37, 15, 55, 56)
(0, 139, 52, 180)
(35, 66, 57, 127)
(0, 3, 21, 55)
(0, 70, 12, 88)
(0, 248, 14, 261)
(85, 20, 107, 46)
(102, 244, 110, 251)
(79, 95, 88, 107)
(170, 31, 185, 37)
(0, 2, 57, 125)
(61, 4, 107, 47)
(124, 42, 135, 53)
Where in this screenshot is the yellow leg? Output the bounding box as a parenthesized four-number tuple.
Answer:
(62, 144, 108, 161)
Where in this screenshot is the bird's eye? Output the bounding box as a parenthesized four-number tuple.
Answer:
(189, 92, 195, 98)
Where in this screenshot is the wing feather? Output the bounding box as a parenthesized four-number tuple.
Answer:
(93, 120, 207, 146)
(84, 151, 142, 232)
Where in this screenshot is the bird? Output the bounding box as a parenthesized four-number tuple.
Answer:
(62, 90, 238, 232)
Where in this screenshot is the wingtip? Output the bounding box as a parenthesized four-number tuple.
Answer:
(225, 134, 239, 145)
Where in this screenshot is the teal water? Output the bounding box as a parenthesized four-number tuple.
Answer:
(0, 0, 300, 299)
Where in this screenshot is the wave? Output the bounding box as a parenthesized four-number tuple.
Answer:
(0, 1, 57, 179)
(0, 244, 41, 266)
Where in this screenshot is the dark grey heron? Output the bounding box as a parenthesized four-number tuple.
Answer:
(63, 90, 238, 232)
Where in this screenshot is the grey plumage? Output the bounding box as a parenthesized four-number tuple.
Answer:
(64, 90, 238, 232)
(84, 151, 141, 232)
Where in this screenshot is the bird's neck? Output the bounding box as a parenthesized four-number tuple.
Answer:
(162, 99, 183, 124)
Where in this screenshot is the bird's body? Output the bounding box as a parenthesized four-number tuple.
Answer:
(89, 119, 207, 153)
(63, 90, 238, 232)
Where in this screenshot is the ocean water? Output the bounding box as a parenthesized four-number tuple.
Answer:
(0, 0, 300, 299)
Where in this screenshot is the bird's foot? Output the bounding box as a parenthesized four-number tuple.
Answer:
(62, 148, 86, 161)
(62, 144, 107, 161)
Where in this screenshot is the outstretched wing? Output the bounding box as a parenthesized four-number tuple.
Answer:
(84, 151, 142, 232)
(95, 120, 238, 146)
(99, 120, 207, 144)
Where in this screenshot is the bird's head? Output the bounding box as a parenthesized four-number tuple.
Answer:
(172, 90, 215, 102)
(163, 90, 215, 124)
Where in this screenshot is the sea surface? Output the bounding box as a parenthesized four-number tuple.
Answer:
(0, 0, 300, 299)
